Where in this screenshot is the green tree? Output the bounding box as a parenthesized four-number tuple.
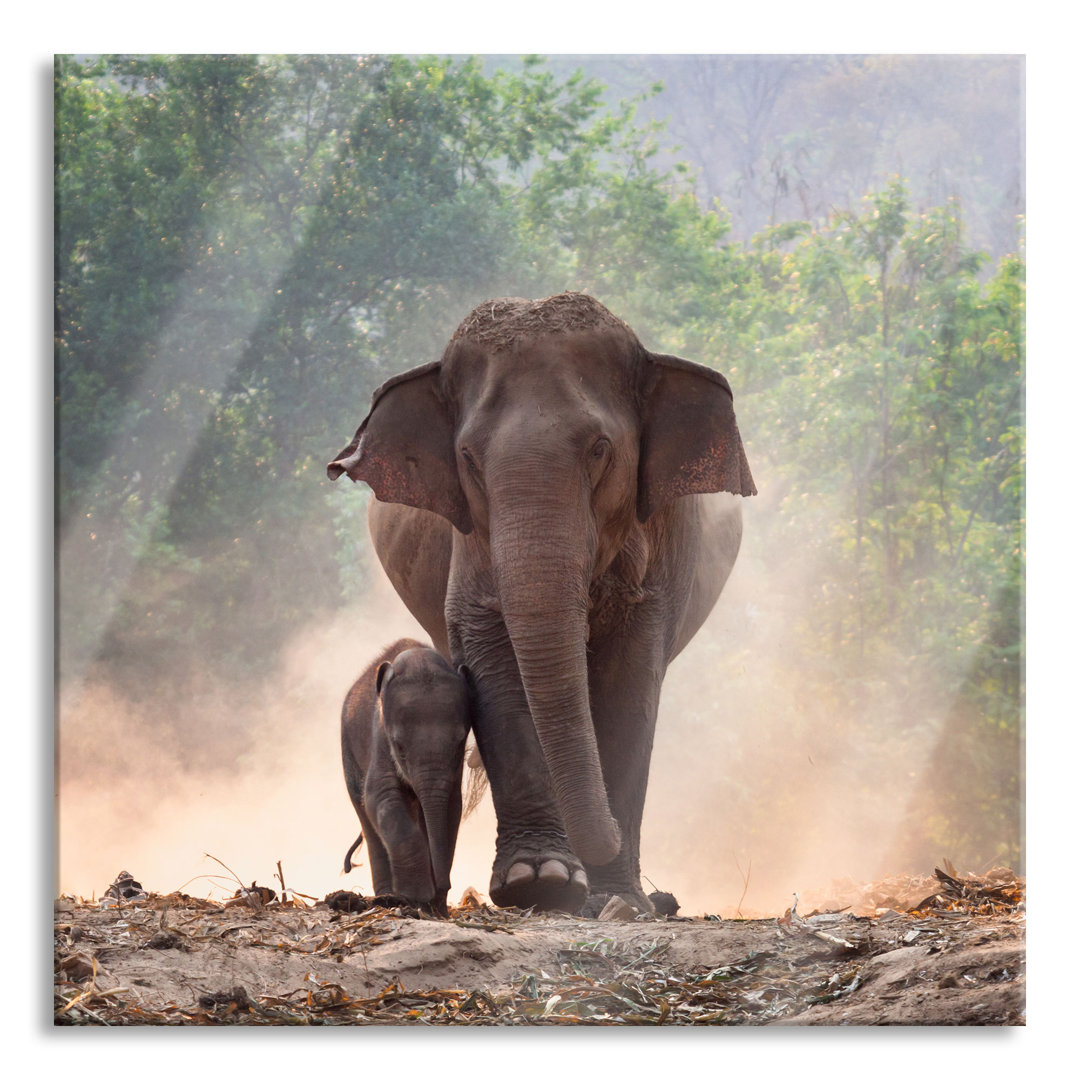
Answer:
(55, 53, 733, 688)
(709, 182, 1025, 869)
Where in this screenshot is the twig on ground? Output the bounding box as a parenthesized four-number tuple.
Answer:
(735, 856, 752, 918)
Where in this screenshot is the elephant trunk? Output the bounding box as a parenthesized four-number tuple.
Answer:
(489, 497, 621, 867)
(416, 777, 462, 902)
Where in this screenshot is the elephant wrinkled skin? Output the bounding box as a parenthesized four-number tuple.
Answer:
(329, 292, 755, 913)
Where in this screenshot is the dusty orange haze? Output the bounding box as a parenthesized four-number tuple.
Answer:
(56, 497, 954, 917)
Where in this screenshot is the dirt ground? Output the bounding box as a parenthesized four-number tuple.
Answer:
(54, 865, 1024, 1026)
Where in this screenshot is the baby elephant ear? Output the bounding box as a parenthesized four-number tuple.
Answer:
(638, 353, 756, 522)
(375, 661, 395, 694)
(327, 361, 473, 535)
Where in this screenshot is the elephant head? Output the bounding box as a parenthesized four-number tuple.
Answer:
(329, 293, 754, 868)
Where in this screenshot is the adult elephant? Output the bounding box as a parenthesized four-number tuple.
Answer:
(328, 292, 755, 914)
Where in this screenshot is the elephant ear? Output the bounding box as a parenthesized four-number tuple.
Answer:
(637, 353, 756, 522)
(327, 362, 473, 534)
(375, 660, 395, 695)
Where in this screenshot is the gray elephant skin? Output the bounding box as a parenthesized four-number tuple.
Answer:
(329, 292, 755, 914)
(340, 638, 471, 914)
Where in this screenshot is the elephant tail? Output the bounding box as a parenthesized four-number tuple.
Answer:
(343, 831, 364, 874)
(462, 741, 489, 820)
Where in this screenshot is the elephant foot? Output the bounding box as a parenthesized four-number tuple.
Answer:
(369, 893, 449, 917)
(579, 861, 655, 918)
(489, 840, 589, 912)
(579, 888, 655, 919)
(369, 893, 410, 909)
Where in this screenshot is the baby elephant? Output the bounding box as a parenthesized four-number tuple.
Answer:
(341, 638, 471, 914)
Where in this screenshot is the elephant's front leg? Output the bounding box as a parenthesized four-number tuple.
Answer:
(366, 778, 436, 905)
(447, 595, 589, 912)
(584, 620, 668, 915)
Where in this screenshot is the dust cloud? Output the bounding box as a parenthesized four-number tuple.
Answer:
(55, 573, 498, 908)
(56, 498, 1006, 916)
(644, 495, 978, 917)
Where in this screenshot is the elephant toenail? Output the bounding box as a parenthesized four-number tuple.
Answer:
(570, 869, 589, 890)
(538, 860, 570, 885)
(505, 862, 536, 889)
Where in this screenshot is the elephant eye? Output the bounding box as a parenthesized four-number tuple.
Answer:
(587, 437, 613, 486)
(461, 448, 480, 476)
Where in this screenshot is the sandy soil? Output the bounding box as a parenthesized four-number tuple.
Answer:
(54, 868, 1024, 1026)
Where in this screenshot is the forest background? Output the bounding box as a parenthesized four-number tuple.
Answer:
(53, 53, 1024, 912)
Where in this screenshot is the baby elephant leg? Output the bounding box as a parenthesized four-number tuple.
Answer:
(371, 788, 436, 904)
(355, 805, 395, 897)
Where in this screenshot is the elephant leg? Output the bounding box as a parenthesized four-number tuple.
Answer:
(356, 804, 394, 897)
(371, 787, 437, 904)
(583, 622, 668, 914)
(448, 599, 589, 912)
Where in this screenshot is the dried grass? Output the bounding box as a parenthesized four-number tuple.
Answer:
(448, 292, 637, 354)
(54, 864, 1025, 1026)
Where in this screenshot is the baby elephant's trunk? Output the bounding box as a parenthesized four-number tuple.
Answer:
(419, 780, 463, 910)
